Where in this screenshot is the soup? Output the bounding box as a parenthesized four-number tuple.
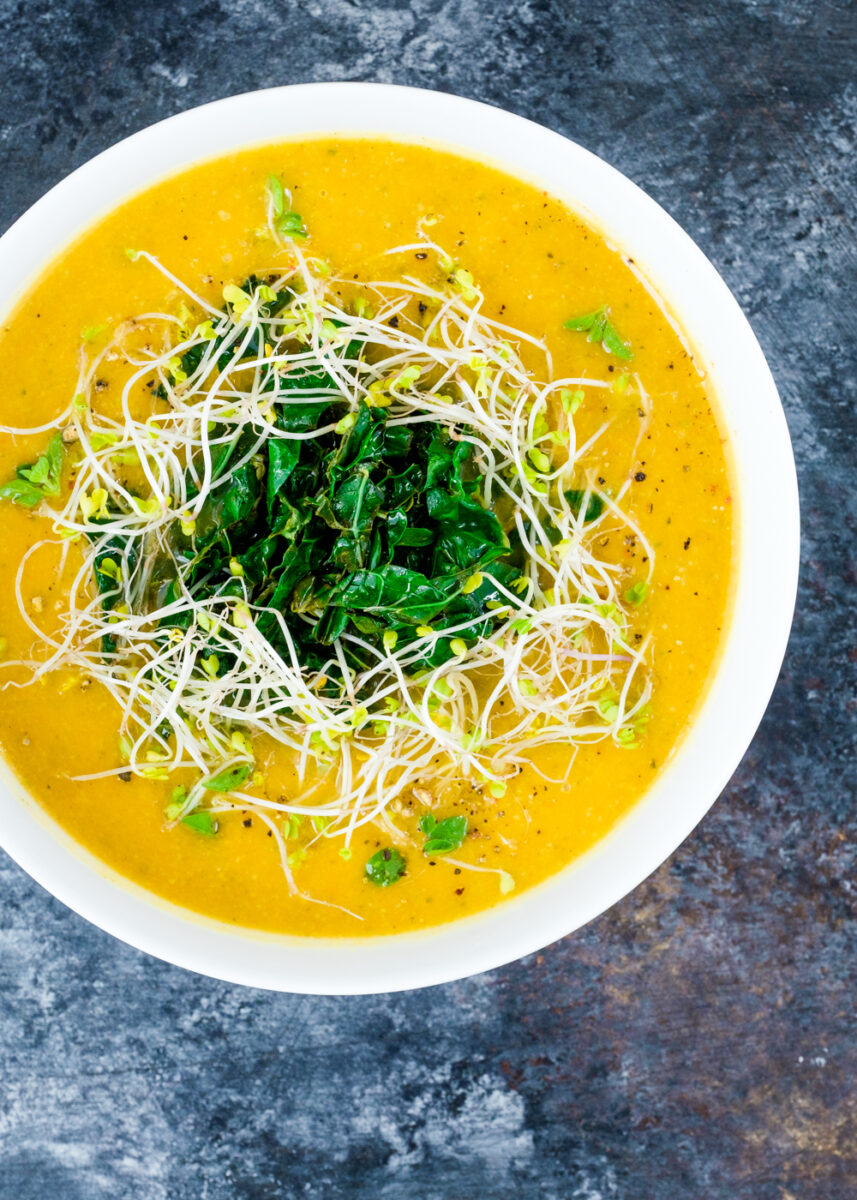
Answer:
(0, 140, 733, 935)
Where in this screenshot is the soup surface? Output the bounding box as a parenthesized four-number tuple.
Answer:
(0, 140, 733, 935)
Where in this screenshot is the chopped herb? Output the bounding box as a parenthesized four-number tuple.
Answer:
(365, 846, 407, 886)
(564, 305, 633, 361)
(266, 174, 285, 217)
(0, 433, 63, 508)
(418, 812, 468, 854)
(203, 763, 252, 792)
(266, 174, 308, 240)
(181, 811, 218, 836)
(278, 211, 308, 239)
(624, 580, 648, 605)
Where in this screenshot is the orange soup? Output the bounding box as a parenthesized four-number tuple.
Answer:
(0, 140, 733, 935)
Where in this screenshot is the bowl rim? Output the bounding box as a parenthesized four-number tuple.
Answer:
(0, 82, 799, 993)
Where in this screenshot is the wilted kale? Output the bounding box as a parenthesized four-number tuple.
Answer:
(140, 285, 521, 685)
(158, 393, 520, 681)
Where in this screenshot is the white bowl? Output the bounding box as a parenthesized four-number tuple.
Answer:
(0, 84, 799, 993)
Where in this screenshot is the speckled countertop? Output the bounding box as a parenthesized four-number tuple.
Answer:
(0, 2, 855, 1197)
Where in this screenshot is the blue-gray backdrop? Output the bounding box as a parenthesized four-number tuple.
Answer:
(0, 2, 855, 1197)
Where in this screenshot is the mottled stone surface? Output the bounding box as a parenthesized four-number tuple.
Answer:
(0, 1, 855, 1196)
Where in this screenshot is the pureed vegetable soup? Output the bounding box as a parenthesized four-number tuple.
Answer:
(0, 140, 733, 935)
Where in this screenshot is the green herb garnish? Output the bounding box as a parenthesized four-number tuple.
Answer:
(181, 811, 218, 836)
(624, 580, 648, 605)
(564, 305, 633, 361)
(266, 174, 308, 240)
(418, 812, 468, 855)
(365, 847, 407, 886)
(203, 763, 252, 792)
(0, 433, 64, 508)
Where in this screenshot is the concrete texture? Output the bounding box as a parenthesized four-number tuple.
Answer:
(0, 1, 855, 1196)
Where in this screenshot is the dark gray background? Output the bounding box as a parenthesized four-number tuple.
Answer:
(1, 2, 855, 1197)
